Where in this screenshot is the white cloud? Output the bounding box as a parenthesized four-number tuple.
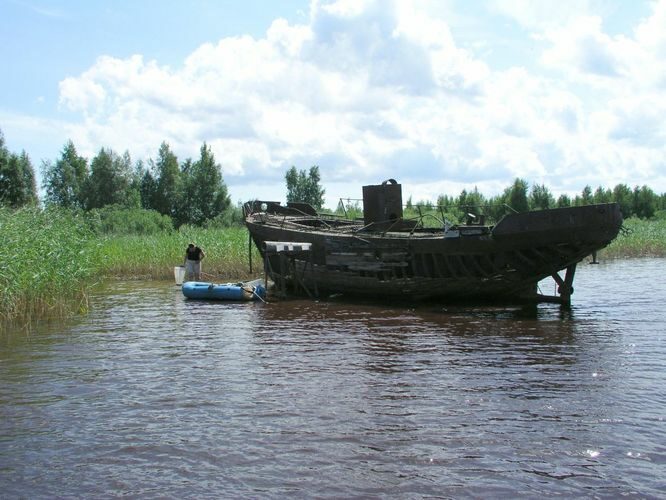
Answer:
(540, 16, 629, 81)
(491, 0, 604, 32)
(635, 0, 666, 51)
(44, 0, 666, 206)
(59, 73, 106, 114)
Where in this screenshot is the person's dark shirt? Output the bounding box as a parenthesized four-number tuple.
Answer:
(186, 247, 203, 261)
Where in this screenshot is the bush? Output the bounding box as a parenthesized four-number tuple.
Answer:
(86, 205, 174, 235)
(203, 203, 246, 229)
(652, 210, 666, 221)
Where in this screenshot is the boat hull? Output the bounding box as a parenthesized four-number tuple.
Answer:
(245, 202, 623, 303)
(182, 282, 266, 301)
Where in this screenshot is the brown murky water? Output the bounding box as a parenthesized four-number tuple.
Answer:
(1, 259, 665, 497)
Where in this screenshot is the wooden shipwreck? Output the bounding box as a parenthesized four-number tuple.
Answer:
(244, 180, 623, 305)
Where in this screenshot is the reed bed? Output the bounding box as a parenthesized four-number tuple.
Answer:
(0, 207, 96, 327)
(602, 217, 666, 259)
(2, 206, 664, 333)
(1, 220, 259, 331)
(95, 227, 261, 281)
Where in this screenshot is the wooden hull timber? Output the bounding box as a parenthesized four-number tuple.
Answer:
(244, 182, 623, 305)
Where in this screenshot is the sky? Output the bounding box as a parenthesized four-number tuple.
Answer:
(1, 0, 665, 208)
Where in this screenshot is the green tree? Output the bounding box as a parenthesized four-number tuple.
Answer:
(503, 178, 529, 213)
(436, 194, 455, 210)
(658, 193, 666, 212)
(556, 194, 572, 208)
(612, 183, 633, 218)
(179, 143, 231, 226)
(633, 185, 657, 219)
(42, 140, 89, 208)
(126, 157, 143, 209)
(174, 158, 193, 226)
(150, 142, 181, 217)
(458, 187, 485, 209)
(0, 131, 38, 207)
(19, 152, 38, 206)
(485, 194, 507, 222)
(83, 148, 140, 209)
(575, 185, 593, 206)
(457, 187, 486, 219)
(285, 165, 325, 210)
(0, 130, 6, 171)
(139, 167, 157, 210)
(593, 186, 612, 204)
(416, 199, 434, 210)
(529, 183, 554, 210)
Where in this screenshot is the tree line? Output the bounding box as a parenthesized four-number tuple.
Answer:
(424, 178, 666, 221)
(1, 129, 234, 227)
(0, 131, 38, 208)
(1, 128, 665, 224)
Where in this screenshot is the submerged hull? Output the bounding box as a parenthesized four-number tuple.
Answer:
(244, 184, 623, 304)
(182, 282, 266, 301)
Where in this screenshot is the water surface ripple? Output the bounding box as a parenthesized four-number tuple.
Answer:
(1, 259, 665, 497)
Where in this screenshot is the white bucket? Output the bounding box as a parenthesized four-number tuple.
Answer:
(174, 266, 185, 285)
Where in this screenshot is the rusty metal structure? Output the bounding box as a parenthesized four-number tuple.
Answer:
(244, 180, 623, 305)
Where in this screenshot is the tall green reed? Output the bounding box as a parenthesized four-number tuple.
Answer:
(0, 207, 96, 326)
(603, 217, 666, 258)
(2, 205, 663, 332)
(95, 226, 260, 280)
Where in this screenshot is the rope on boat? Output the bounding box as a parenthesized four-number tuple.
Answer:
(251, 287, 267, 303)
(241, 284, 267, 303)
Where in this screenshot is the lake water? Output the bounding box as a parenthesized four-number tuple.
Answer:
(1, 258, 665, 498)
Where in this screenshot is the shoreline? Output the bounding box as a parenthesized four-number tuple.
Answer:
(2, 214, 665, 332)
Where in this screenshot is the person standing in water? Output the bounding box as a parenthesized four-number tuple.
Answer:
(184, 243, 205, 281)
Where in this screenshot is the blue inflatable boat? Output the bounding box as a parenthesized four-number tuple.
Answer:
(182, 281, 266, 301)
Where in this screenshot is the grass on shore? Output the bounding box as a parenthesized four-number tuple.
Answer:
(1, 207, 96, 328)
(95, 217, 662, 279)
(602, 216, 666, 259)
(1, 208, 665, 331)
(0, 208, 260, 330)
(95, 226, 261, 280)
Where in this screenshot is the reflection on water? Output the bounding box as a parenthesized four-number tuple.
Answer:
(1, 259, 665, 498)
